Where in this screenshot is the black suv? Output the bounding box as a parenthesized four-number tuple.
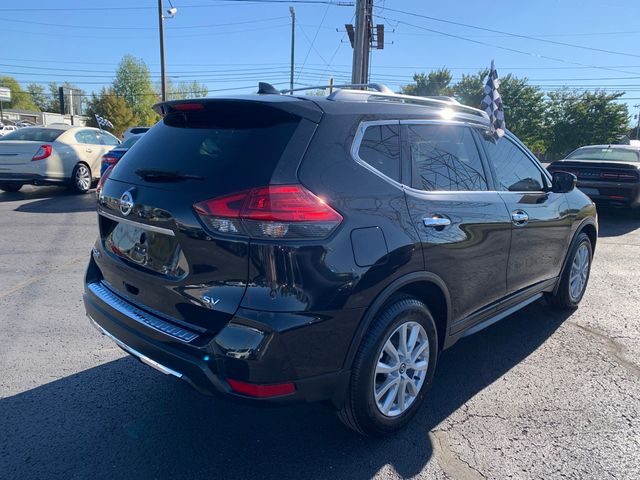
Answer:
(84, 84, 597, 436)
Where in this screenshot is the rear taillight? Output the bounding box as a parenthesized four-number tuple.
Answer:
(600, 171, 638, 181)
(173, 102, 205, 111)
(101, 154, 119, 166)
(96, 165, 114, 195)
(193, 184, 343, 239)
(32, 144, 52, 161)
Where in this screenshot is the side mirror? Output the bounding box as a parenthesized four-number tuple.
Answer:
(551, 171, 577, 193)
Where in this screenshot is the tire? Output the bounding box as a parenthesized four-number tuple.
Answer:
(0, 182, 23, 193)
(338, 296, 439, 436)
(69, 163, 92, 194)
(546, 232, 593, 309)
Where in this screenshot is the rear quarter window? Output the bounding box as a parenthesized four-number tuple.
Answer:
(0, 128, 65, 142)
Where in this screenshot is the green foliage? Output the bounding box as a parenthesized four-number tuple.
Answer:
(453, 69, 489, 108)
(26, 84, 48, 112)
(0, 76, 39, 111)
(401, 68, 453, 97)
(85, 87, 138, 138)
(545, 90, 630, 155)
(113, 55, 159, 126)
(164, 79, 209, 100)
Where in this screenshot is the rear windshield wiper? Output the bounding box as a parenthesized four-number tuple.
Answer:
(134, 168, 205, 182)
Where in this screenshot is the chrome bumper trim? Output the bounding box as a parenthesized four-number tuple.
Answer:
(87, 281, 199, 343)
(98, 211, 176, 237)
(88, 315, 183, 378)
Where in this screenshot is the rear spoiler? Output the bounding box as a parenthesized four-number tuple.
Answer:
(152, 97, 323, 123)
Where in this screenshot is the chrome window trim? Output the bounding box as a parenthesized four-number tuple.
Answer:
(99, 211, 176, 237)
(87, 281, 199, 343)
(350, 119, 404, 189)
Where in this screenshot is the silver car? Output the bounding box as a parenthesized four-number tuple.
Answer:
(0, 124, 120, 193)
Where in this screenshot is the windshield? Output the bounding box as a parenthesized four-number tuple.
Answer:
(566, 147, 639, 162)
(0, 127, 66, 142)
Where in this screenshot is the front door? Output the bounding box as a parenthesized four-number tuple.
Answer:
(476, 132, 572, 294)
(402, 122, 512, 323)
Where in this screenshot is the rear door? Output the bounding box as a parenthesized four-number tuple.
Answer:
(95, 100, 318, 334)
(73, 129, 105, 175)
(402, 121, 512, 323)
(476, 132, 572, 294)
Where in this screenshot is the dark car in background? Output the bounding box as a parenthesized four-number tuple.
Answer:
(548, 145, 640, 208)
(84, 85, 597, 436)
(100, 134, 144, 175)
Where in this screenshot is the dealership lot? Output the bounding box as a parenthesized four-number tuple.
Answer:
(0, 186, 638, 479)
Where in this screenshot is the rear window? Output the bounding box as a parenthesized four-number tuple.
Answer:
(111, 102, 301, 192)
(0, 127, 65, 142)
(119, 135, 141, 149)
(567, 147, 639, 162)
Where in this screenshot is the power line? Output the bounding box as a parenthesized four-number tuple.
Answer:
(378, 15, 640, 77)
(296, 3, 332, 81)
(378, 6, 640, 60)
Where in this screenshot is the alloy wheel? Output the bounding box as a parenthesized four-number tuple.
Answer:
(373, 321, 429, 417)
(569, 243, 590, 302)
(75, 165, 91, 192)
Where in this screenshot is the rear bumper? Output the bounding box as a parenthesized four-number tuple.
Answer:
(0, 172, 66, 186)
(83, 277, 356, 407)
(577, 181, 640, 207)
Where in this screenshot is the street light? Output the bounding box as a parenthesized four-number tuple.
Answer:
(158, 0, 177, 102)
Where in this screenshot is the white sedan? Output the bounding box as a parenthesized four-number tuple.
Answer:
(0, 125, 120, 193)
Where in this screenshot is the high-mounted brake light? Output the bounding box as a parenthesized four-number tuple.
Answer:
(173, 102, 205, 111)
(193, 184, 343, 239)
(32, 144, 52, 161)
(96, 165, 114, 195)
(227, 379, 296, 398)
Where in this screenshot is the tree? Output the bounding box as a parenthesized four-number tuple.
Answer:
(401, 68, 454, 97)
(26, 84, 49, 112)
(164, 79, 208, 100)
(0, 76, 39, 111)
(453, 69, 488, 107)
(113, 55, 158, 125)
(545, 90, 629, 155)
(85, 87, 138, 138)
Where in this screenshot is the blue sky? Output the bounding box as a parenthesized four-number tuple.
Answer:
(2, 0, 639, 116)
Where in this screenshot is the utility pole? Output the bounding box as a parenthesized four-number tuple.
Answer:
(635, 104, 640, 141)
(289, 6, 295, 93)
(158, 0, 167, 102)
(349, 0, 383, 86)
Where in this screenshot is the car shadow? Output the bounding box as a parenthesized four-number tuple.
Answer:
(7, 188, 97, 214)
(596, 206, 640, 237)
(0, 301, 571, 480)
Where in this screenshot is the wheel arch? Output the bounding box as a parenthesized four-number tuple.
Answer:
(343, 271, 452, 371)
(553, 217, 597, 295)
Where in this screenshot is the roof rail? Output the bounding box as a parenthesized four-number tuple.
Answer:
(277, 83, 394, 95)
(328, 89, 488, 121)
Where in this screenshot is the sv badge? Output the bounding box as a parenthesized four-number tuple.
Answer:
(202, 296, 221, 308)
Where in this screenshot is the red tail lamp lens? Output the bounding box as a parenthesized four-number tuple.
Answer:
(227, 379, 296, 398)
(96, 165, 114, 195)
(32, 144, 52, 161)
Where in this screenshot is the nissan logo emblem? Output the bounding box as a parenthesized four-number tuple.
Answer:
(119, 190, 135, 216)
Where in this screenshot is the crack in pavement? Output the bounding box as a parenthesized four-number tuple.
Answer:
(566, 321, 640, 379)
(429, 430, 487, 480)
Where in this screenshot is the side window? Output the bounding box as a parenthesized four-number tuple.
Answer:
(482, 136, 545, 192)
(357, 124, 401, 182)
(407, 124, 488, 191)
(74, 130, 100, 145)
(99, 132, 120, 146)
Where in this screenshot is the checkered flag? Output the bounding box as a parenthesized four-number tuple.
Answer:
(94, 114, 114, 129)
(480, 60, 505, 140)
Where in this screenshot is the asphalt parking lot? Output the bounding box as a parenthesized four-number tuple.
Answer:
(1, 185, 638, 480)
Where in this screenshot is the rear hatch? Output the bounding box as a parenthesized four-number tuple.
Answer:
(94, 98, 321, 335)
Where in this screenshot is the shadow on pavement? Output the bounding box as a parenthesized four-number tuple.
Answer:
(11, 190, 97, 214)
(596, 206, 640, 238)
(0, 301, 572, 480)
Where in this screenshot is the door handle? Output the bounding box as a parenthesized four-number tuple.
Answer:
(85, 148, 93, 153)
(511, 210, 529, 226)
(423, 215, 451, 229)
